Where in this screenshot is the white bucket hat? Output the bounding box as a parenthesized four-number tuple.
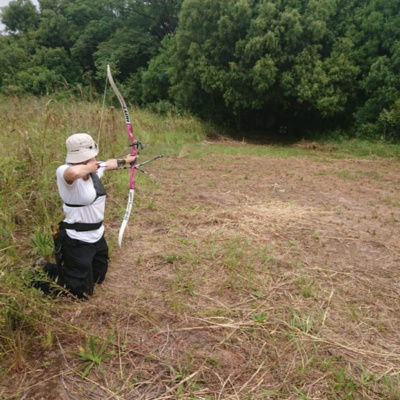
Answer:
(65, 133, 98, 163)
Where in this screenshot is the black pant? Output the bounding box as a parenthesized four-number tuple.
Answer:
(43, 233, 109, 298)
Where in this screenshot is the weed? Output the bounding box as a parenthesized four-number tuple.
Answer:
(205, 357, 220, 367)
(348, 304, 362, 322)
(170, 268, 196, 296)
(253, 311, 267, 324)
(161, 253, 180, 264)
(252, 290, 264, 298)
(382, 196, 400, 207)
(331, 366, 357, 399)
(293, 386, 308, 399)
(295, 276, 316, 298)
(360, 368, 376, 386)
(290, 311, 314, 334)
(310, 232, 321, 239)
(76, 336, 114, 378)
(146, 198, 158, 210)
(30, 227, 53, 258)
(381, 374, 400, 398)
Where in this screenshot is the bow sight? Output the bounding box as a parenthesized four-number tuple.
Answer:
(129, 139, 163, 174)
(130, 140, 144, 150)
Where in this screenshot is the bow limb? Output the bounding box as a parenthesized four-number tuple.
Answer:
(107, 65, 137, 248)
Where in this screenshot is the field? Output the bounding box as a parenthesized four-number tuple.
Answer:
(1, 99, 400, 399)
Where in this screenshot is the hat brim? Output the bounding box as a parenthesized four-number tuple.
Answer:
(66, 146, 99, 163)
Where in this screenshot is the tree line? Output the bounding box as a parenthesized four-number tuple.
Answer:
(1, 0, 399, 140)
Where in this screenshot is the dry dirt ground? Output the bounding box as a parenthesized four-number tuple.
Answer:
(2, 142, 400, 399)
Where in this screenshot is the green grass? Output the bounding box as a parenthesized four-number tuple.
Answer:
(174, 142, 315, 158)
(169, 137, 400, 161)
(0, 95, 206, 256)
(321, 138, 400, 159)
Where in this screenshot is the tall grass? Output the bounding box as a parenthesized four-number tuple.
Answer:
(0, 95, 206, 375)
(0, 95, 206, 255)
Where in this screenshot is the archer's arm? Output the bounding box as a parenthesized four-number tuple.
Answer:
(63, 159, 99, 184)
(102, 155, 138, 171)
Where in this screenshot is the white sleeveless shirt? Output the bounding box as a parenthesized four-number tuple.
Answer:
(56, 164, 105, 243)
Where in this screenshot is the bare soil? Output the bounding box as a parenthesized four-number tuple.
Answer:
(2, 142, 400, 399)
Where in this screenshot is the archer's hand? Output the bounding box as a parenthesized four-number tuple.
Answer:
(85, 159, 100, 173)
(126, 155, 138, 165)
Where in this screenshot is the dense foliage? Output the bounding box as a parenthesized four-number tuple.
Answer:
(1, 0, 400, 139)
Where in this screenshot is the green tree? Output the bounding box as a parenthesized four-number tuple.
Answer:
(378, 98, 400, 141)
(350, 0, 400, 134)
(34, 9, 72, 49)
(1, 0, 39, 34)
(0, 36, 30, 88)
(141, 36, 174, 104)
(1, 0, 399, 140)
(165, 0, 256, 123)
(0, 0, 181, 96)
(94, 0, 181, 87)
(148, 0, 397, 136)
(164, 0, 355, 128)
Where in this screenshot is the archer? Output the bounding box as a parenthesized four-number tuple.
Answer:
(36, 133, 137, 299)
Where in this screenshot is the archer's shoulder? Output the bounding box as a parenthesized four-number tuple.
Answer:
(56, 164, 74, 184)
(56, 164, 70, 175)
